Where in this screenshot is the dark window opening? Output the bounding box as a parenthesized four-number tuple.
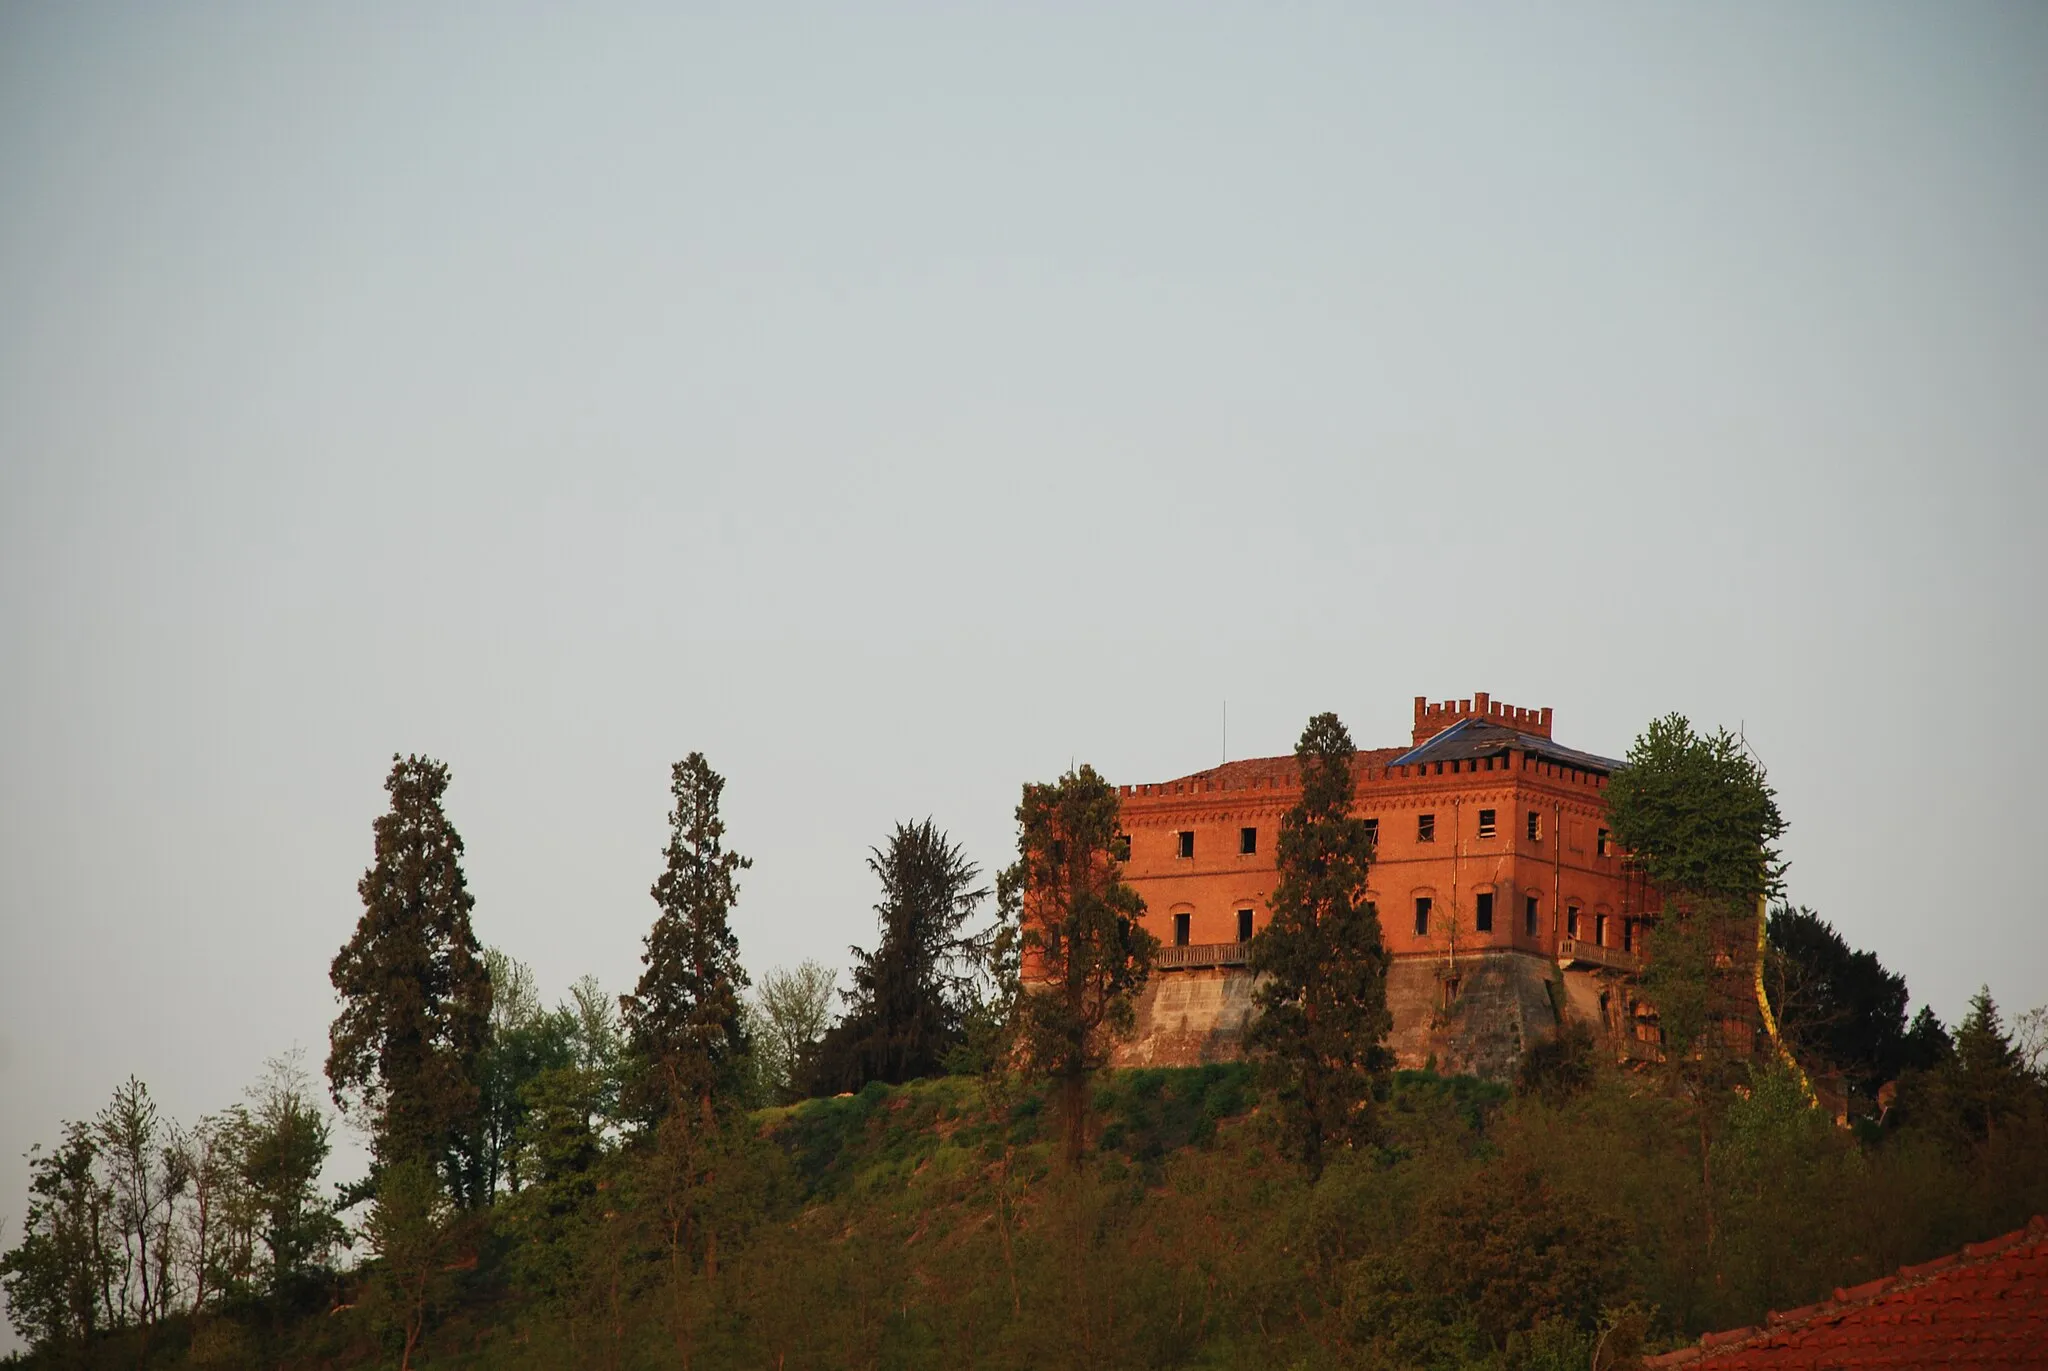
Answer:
(1595, 912, 1608, 947)
(1237, 907, 1254, 942)
(1418, 813, 1436, 843)
(1525, 895, 1539, 937)
(1173, 912, 1190, 946)
(1478, 809, 1497, 838)
(1362, 818, 1379, 848)
(1112, 833, 1131, 861)
(1527, 810, 1542, 841)
(1623, 918, 1635, 953)
(1239, 826, 1257, 855)
(1567, 905, 1580, 939)
(1475, 891, 1494, 933)
(1177, 830, 1195, 859)
(1440, 975, 1461, 1009)
(1414, 897, 1432, 937)
(1597, 828, 1611, 858)
(1047, 926, 1062, 957)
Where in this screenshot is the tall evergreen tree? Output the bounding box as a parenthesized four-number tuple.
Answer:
(1246, 712, 1393, 1180)
(327, 755, 494, 1207)
(623, 752, 752, 1123)
(826, 821, 989, 1090)
(1943, 987, 2035, 1144)
(1002, 765, 1156, 1169)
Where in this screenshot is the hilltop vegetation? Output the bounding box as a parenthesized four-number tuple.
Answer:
(9, 1050, 2048, 1369)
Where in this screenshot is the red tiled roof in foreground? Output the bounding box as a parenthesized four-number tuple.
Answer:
(1648, 1216, 2048, 1369)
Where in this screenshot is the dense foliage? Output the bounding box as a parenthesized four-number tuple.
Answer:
(622, 753, 752, 1125)
(327, 756, 494, 1208)
(1247, 711, 1394, 1178)
(1766, 905, 1910, 1100)
(1001, 765, 1159, 1168)
(812, 820, 991, 1093)
(10, 1048, 2047, 1370)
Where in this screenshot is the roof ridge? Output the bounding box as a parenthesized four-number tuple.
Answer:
(1645, 1214, 2048, 1366)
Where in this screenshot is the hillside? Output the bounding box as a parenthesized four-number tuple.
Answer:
(12, 1055, 2045, 1371)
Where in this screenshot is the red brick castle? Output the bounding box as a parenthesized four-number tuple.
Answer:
(1111, 692, 1655, 1078)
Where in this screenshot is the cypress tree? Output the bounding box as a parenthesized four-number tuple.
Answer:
(327, 755, 493, 1207)
(1247, 712, 1393, 1180)
(623, 752, 751, 1123)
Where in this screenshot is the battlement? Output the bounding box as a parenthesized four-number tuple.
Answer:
(1413, 692, 1551, 745)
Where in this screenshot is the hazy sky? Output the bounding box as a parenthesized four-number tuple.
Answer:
(2, 3, 2044, 1321)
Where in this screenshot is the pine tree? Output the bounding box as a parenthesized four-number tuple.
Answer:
(1003, 765, 1156, 1169)
(623, 752, 751, 1124)
(327, 755, 494, 1207)
(1246, 712, 1393, 1180)
(1945, 987, 2033, 1144)
(833, 821, 989, 1089)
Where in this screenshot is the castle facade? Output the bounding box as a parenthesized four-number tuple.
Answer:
(1112, 692, 1653, 1080)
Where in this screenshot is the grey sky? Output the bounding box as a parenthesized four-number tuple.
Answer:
(2, 3, 2043, 1323)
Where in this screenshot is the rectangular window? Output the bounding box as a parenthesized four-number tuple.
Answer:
(1418, 813, 1436, 843)
(1475, 891, 1494, 932)
(1237, 907, 1254, 942)
(1478, 808, 1497, 838)
(1595, 912, 1608, 947)
(1414, 896, 1432, 937)
(1174, 912, 1191, 946)
(1597, 828, 1611, 858)
(1567, 905, 1580, 939)
(1177, 830, 1195, 859)
(1362, 818, 1379, 848)
(1112, 833, 1131, 861)
(1525, 895, 1538, 937)
(1623, 918, 1635, 953)
(1527, 810, 1542, 841)
(1240, 826, 1257, 855)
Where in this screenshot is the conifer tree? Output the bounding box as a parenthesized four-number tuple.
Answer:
(327, 755, 494, 1207)
(1247, 712, 1393, 1180)
(831, 821, 989, 1089)
(623, 752, 752, 1123)
(1943, 987, 2035, 1144)
(1002, 765, 1156, 1169)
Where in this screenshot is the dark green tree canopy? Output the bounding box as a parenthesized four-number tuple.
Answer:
(1247, 711, 1393, 1178)
(1605, 714, 1787, 905)
(1766, 906, 1909, 1097)
(821, 820, 989, 1091)
(1002, 764, 1156, 1166)
(1942, 987, 2037, 1143)
(327, 755, 493, 1204)
(624, 752, 752, 1120)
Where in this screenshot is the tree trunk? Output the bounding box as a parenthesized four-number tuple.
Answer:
(1062, 1070, 1086, 1170)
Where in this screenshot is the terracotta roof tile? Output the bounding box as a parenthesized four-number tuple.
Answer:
(1646, 1216, 2048, 1369)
